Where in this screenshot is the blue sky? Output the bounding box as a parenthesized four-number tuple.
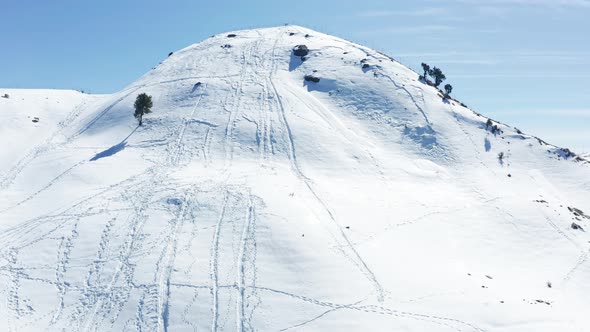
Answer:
(2, 0, 589, 152)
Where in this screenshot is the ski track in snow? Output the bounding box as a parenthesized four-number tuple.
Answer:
(269, 27, 385, 303)
(0, 99, 92, 191)
(209, 191, 227, 332)
(156, 188, 194, 332)
(236, 195, 254, 332)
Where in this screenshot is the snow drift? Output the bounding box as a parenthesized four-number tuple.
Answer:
(0, 26, 589, 331)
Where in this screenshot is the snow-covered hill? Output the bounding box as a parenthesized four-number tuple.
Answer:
(0, 26, 589, 332)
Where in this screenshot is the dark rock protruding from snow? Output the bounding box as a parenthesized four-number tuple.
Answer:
(293, 45, 309, 57)
(304, 75, 320, 83)
(571, 222, 584, 231)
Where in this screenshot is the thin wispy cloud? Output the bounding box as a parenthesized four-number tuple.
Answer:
(369, 25, 455, 34)
(426, 59, 499, 65)
(395, 51, 590, 66)
(453, 73, 590, 78)
(493, 108, 590, 117)
(447, 0, 590, 8)
(358, 7, 447, 17)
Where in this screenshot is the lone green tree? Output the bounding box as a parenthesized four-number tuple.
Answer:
(421, 63, 430, 80)
(444, 84, 453, 97)
(429, 67, 446, 87)
(134, 93, 153, 126)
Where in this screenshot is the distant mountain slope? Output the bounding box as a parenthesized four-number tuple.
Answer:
(0, 26, 588, 332)
(0, 90, 104, 171)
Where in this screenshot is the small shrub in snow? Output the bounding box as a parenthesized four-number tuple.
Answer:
(485, 119, 502, 134)
(429, 67, 446, 87)
(568, 206, 589, 219)
(304, 75, 320, 83)
(1, 93, 8, 99)
(227, 34, 237, 38)
(444, 84, 453, 97)
(571, 222, 583, 231)
(559, 148, 575, 159)
(421, 63, 430, 79)
(498, 152, 504, 161)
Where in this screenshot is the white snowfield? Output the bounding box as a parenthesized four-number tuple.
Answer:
(0, 26, 589, 332)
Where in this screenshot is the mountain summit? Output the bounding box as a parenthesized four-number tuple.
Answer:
(0, 25, 589, 331)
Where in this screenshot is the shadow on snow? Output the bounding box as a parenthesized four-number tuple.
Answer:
(90, 126, 139, 161)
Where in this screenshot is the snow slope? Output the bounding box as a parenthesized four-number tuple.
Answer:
(0, 26, 589, 331)
(0, 90, 104, 172)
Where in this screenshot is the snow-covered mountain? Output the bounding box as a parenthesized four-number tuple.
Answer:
(0, 26, 589, 332)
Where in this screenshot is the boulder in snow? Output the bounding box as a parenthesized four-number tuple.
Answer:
(304, 75, 320, 83)
(293, 45, 309, 57)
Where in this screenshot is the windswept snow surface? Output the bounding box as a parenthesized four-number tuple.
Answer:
(0, 26, 589, 331)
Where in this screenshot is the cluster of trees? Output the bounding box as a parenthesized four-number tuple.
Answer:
(421, 63, 453, 97)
